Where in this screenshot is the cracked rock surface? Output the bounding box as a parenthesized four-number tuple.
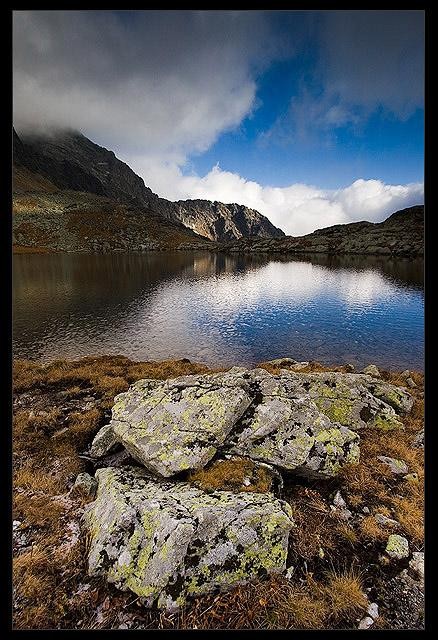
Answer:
(83, 466, 294, 610)
(89, 367, 412, 478)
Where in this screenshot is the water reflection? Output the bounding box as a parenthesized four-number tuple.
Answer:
(13, 251, 424, 370)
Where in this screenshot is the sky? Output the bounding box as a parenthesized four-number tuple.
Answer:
(13, 10, 424, 236)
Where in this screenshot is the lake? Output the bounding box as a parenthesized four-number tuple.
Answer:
(13, 251, 424, 371)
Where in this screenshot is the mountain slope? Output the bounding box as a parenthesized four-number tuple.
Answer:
(13, 129, 284, 242)
(215, 205, 424, 257)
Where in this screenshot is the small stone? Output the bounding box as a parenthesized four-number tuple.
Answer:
(70, 472, 98, 499)
(404, 473, 419, 484)
(13, 520, 21, 530)
(358, 616, 374, 629)
(375, 513, 399, 528)
(367, 602, 379, 619)
(386, 534, 409, 560)
(333, 490, 347, 509)
(377, 456, 408, 475)
(285, 566, 295, 579)
(344, 364, 355, 372)
(362, 364, 381, 377)
(89, 423, 119, 458)
(362, 506, 370, 514)
(401, 370, 411, 379)
(406, 377, 417, 388)
(412, 430, 424, 449)
(409, 552, 424, 584)
(242, 477, 251, 487)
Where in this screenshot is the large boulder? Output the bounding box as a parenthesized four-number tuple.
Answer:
(89, 367, 413, 478)
(102, 370, 253, 476)
(83, 466, 294, 610)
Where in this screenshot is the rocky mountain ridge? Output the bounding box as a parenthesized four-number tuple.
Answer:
(13, 129, 284, 242)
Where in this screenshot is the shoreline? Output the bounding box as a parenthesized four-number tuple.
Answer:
(12, 355, 424, 630)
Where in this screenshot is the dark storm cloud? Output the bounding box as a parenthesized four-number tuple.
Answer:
(13, 10, 289, 158)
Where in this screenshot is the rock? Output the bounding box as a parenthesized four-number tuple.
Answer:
(362, 364, 381, 377)
(403, 473, 419, 484)
(89, 367, 413, 479)
(70, 472, 98, 499)
(333, 490, 347, 509)
(367, 602, 379, 619)
(409, 552, 424, 584)
(109, 369, 253, 476)
(358, 616, 374, 629)
(412, 430, 424, 448)
(13, 520, 21, 530)
(406, 377, 417, 388)
(344, 364, 355, 372)
(386, 534, 409, 560)
(89, 423, 119, 458)
(83, 466, 294, 610)
(377, 456, 408, 475)
(362, 506, 370, 514)
(401, 370, 411, 379)
(375, 514, 399, 528)
(230, 393, 360, 478)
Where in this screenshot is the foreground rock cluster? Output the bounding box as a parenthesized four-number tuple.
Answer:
(83, 366, 413, 611)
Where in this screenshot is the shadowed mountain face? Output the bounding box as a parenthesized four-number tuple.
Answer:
(13, 129, 284, 242)
(215, 205, 424, 257)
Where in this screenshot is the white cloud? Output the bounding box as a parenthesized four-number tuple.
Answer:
(125, 155, 423, 236)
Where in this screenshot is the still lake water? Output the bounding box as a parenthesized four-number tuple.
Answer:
(13, 251, 424, 370)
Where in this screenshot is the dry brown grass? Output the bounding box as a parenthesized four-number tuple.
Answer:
(323, 567, 367, 620)
(189, 457, 273, 493)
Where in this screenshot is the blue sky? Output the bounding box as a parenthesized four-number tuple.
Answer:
(13, 10, 424, 235)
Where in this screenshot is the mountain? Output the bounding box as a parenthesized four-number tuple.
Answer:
(13, 129, 284, 243)
(214, 205, 424, 257)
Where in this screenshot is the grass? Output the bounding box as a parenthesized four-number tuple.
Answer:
(12, 356, 424, 629)
(189, 457, 273, 493)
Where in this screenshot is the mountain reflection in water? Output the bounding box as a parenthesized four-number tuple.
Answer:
(13, 251, 424, 370)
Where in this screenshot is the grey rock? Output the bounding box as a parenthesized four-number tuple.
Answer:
(83, 466, 294, 610)
(406, 377, 417, 388)
(412, 430, 424, 448)
(409, 552, 424, 584)
(377, 456, 408, 475)
(375, 513, 399, 528)
(358, 616, 374, 629)
(362, 506, 370, 514)
(89, 367, 414, 479)
(110, 369, 253, 476)
(362, 364, 381, 377)
(89, 423, 119, 458)
(70, 472, 98, 499)
(386, 534, 409, 560)
(344, 364, 355, 372)
(367, 602, 379, 620)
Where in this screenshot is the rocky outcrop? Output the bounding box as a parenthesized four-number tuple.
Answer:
(83, 466, 294, 610)
(90, 367, 412, 478)
(215, 206, 424, 257)
(172, 199, 284, 242)
(13, 129, 283, 243)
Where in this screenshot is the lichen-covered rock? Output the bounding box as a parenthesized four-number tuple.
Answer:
(362, 364, 381, 377)
(272, 370, 411, 430)
(107, 369, 253, 476)
(83, 466, 294, 610)
(377, 456, 408, 475)
(412, 429, 424, 449)
(89, 367, 412, 479)
(89, 423, 119, 458)
(386, 534, 409, 560)
(229, 391, 360, 478)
